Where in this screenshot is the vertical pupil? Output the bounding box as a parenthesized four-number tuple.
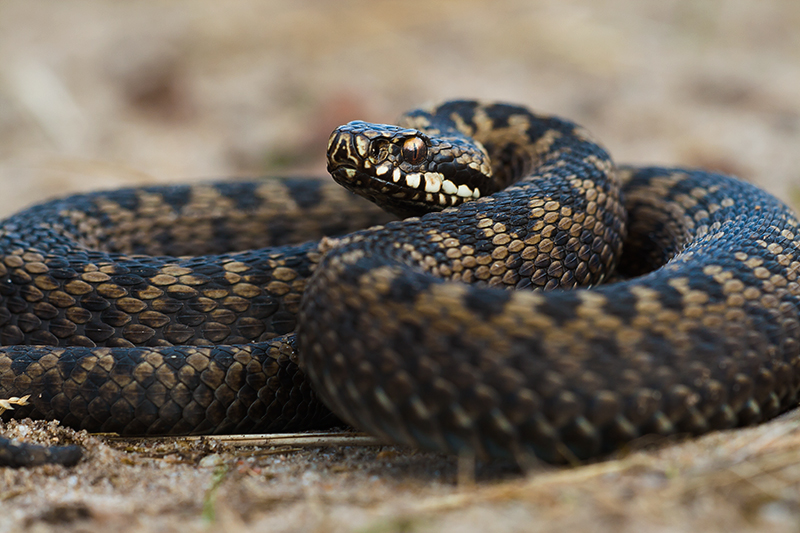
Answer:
(403, 138, 426, 164)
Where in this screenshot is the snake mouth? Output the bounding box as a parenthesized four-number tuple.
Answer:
(326, 146, 439, 218)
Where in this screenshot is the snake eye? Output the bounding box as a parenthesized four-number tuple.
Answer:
(369, 141, 389, 163)
(402, 137, 427, 165)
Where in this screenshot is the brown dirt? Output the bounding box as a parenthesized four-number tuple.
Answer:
(1, 1, 799, 532)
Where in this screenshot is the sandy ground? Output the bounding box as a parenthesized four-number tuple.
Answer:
(1, 0, 799, 531)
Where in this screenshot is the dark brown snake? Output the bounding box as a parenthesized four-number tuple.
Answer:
(1, 100, 799, 468)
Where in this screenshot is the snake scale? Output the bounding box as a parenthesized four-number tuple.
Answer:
(1, 100, 799, 467)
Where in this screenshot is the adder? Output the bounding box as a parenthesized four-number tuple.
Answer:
(1, 100, 798, 467)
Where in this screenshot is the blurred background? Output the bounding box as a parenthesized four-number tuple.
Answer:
(0, 0, 798, 218)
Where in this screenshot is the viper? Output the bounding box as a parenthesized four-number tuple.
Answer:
(1, 100, 798, 467)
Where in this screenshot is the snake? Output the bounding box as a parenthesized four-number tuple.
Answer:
(1, 100, 799, 468)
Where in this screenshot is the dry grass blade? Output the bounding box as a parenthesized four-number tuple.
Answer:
(0, 395, 30, 415)
(106, 431, 385, 449)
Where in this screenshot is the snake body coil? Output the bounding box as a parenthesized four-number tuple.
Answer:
(1, 100, 799, 466)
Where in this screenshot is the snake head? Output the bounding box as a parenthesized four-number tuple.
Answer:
(327, 120, 493, 218)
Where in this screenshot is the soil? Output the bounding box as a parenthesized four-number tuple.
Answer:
(1, 1, 799, 532)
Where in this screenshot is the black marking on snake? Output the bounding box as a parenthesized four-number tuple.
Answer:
(283, 179, 324, 210)
(101, 188, 142, 212)
(153, 185, 193, 212)
(387, 272, 435, 304)
(463, 287, 511, 319)
(1, 101, 800, 467)
(216, 182, 262, 210)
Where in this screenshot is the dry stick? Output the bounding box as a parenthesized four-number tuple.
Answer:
(106, 432, 386, 449)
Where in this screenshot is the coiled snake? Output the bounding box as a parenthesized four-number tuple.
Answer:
(1, 101, 799, 467)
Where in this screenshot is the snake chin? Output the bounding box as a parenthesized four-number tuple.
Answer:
(328, 166, 438, 218)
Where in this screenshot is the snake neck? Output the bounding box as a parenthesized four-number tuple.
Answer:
(327, 100, 616, 220)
